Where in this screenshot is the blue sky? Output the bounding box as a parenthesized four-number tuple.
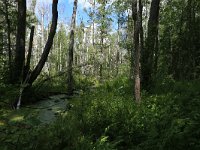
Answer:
(33, 0, 90, 27)
(29, 0, 118, 31)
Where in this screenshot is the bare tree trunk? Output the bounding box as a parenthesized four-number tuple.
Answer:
(142, 0, 160, 91)
(23, 26, 35, 81)
(132, 0, 142, 103)
(67, 0, 78, 95)
(28, 0, 58, 85)
(116, 18, 120, 76)
(3, 0, 12, 82)
(139, 0, 144, 59)
(100, 31, 103, 80)
(153, 32, 159, 76)
(13, 0, 26, 83)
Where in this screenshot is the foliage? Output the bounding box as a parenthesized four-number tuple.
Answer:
(1, 78, 200, 149)
(1, 0, 200, 149)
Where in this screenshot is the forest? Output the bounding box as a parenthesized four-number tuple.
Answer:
(0, 0, 200, 149)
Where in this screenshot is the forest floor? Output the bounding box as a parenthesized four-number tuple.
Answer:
(0, 77, 200, 149)
(0, 92, 77, 149)
(0, 94, 69, 126)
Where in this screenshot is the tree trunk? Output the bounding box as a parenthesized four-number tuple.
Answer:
(92, 0, 95, 47)
(13, 0, 26, 83)
(132, 0, 142, 103)
(67, 0, 78, 95)
(28, 0, 58, 85)
(139, 0, 144, 61)
(13, 0, 58, 109)
(100, 31, 103, 80)
(23, 26, 35, 81)
(153, 32, 159, 76)
(142, 0, 160, 91)
(116, 18, 120, 76)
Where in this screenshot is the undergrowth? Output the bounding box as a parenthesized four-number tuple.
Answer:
(0, 77, 200, 149)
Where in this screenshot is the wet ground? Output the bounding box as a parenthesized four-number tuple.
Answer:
(0, 94, 70, 127)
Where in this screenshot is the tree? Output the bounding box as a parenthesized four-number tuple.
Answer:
(142, 0, 160, 91)
(96, 0, 112, 80)
(13, 0, 26, 83)
(27, 0, 58, 85)
(57, 24, 68, 71)
(67, 0, 78, 95)
(132, 0, 142, 102)
(38, 2, 49, 49)
(0, 1, 18, 82)
(88, 0, 96, 47)
(13, 0, 58, 109)
(112, 0, 126, 76)
(159, 0, 200, 80)
(23, 26, 35, 81)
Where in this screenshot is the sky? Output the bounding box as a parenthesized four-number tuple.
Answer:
(27, 0, 118, 32)
(31, 0, 91, 27)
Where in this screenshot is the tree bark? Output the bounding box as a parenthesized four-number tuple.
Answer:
(13, 0, 26, 83)
(23, 26, 35, 81)
(132, 0, 142, 103)
(153, 32, 159, 75)
(142, 0, 160, 91)
(67, 0, 78, 95)
(116, 18, 120, 76)
(139, 0, 144, 60)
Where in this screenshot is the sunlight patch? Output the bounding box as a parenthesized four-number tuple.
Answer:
(0, 120, 5, 126)
(10, 115, 24, 122)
